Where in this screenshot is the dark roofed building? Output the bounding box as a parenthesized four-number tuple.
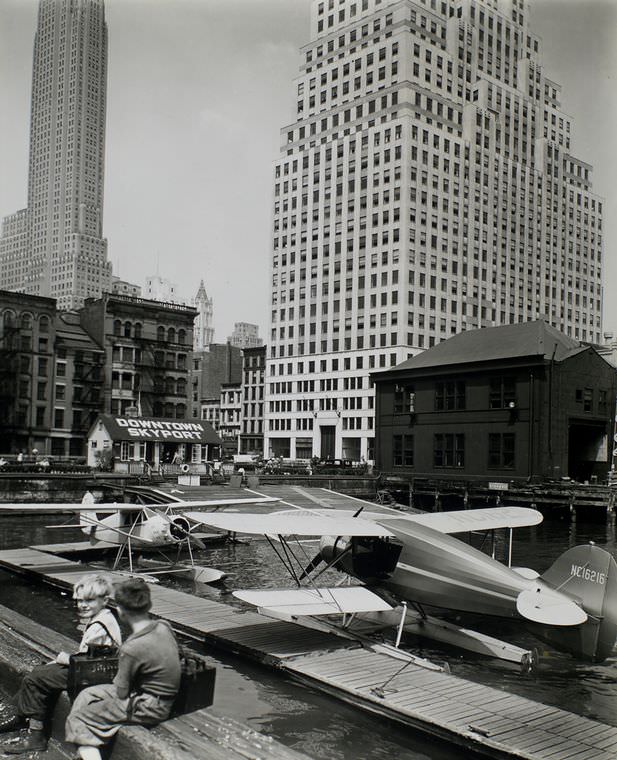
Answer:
(372, 321, 616, 483)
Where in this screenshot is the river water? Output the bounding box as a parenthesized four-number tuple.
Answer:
(0, 511, 616, 759)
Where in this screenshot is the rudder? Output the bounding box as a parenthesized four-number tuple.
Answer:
(539, 543, 617, 662)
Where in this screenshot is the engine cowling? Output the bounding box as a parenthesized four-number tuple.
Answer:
(319, 535, 402, 582)
(319, 535, 353, 569)
(169, 515, 191, 542)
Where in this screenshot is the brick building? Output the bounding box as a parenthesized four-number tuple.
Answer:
(79, 293, 196, 419)
(373, 321, 616, 482)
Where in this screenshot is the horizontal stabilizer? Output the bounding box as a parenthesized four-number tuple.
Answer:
(183, 511, 393, 537)
(512, 567, 540, 580)
(516, 587, 587, 626)
(234, 587, 392, 616)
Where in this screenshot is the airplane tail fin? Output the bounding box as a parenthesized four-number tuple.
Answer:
(537, 544, 617, 662)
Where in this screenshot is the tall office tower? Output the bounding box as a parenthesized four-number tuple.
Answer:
(0, 0, 111, 310)
(264, 0, 603, 463)
(193, 279, 215, 350)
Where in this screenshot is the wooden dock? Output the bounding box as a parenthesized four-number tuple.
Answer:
(0, 601, 310, 760)
(0, 545, 615, 759)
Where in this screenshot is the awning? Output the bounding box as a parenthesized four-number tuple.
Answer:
(91, 414, 222, 445)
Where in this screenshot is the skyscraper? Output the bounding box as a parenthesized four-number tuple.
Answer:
(264, 0, 603, 464)
(193, 279, 215, 350)
(0, 0, 111, 310)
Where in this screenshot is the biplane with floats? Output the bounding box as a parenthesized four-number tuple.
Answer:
(0, 492, 280, 583)
(184, 488, 617, 665)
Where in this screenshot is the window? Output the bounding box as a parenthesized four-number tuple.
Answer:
(435, 381, 465, 410)
(393, 385, 415, 413)
(54, 408, 65, 428)
(488, 433, 515, 469)
(434, 434, 465, 468)
(393, 434, 414, 467)
(489, 377, 516, 409)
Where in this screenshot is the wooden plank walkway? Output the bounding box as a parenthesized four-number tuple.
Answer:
(0, 602, 310, 760)
(0, 547, 616, 759)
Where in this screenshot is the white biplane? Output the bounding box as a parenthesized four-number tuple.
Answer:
(184, 489, 617, 665)
(0, 492, 280, 584)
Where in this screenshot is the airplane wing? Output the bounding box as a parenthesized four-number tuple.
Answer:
(0, 503, 147, 513)
(388, 506, 543, 533)
(0, 496, 280, 514)
(268, 506, 542, 535)
(234, 587, 392, 615)
(169, 496, 281, 509)
(182, 511, 393, 537)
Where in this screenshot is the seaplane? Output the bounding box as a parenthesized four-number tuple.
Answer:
(182, 488, 617, 667)
(0, 491, 281, 584)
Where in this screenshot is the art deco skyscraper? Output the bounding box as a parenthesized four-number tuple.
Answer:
(0, 0, 111, 310)
(265, 0, 603, 463)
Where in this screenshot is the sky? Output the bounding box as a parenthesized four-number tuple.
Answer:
(0, 0, 616, 341)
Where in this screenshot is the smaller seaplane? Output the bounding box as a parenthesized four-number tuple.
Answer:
(183, 488, 617, 666)
(0, 492, 281, 584)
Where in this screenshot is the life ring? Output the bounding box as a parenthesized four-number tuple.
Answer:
(181, 463, 190, 473)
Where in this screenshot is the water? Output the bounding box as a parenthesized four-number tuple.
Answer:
(0, 511, 616, 758)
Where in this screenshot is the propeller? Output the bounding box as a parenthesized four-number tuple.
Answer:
(165, 513, 207, 551)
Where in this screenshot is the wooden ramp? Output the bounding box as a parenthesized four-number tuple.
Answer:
(0, 547, 616, 759)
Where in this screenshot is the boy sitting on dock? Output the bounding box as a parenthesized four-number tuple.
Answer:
(65, 578, 181, 760)
(0, 574, 121, 754)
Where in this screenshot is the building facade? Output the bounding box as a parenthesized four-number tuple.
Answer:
(79, 293, 196, 419)
(264, 0, 603, 463)
(193, 280, 215, 350)
(239, 346, 266, 456)
(111, 276, 142, 298)
(227, 322, 263, 349)
(144, 275, 182, 304)
(373, 321, 616, 482)
(189, 342, 242, 419)
(0, 290, 104, 457)
(219, 383, 242, 455)
(0, 0, 111, 310)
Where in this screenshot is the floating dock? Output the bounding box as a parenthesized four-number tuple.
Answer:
(0, 544, 615, 759)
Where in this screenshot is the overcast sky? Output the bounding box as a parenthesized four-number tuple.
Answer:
(0, 0, 615, 341)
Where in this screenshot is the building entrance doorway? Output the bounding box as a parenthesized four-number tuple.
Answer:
(568, 421, 607, 482)
(320, 426, 336, 459)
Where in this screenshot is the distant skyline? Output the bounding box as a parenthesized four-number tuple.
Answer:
(1, 0, 615, 340)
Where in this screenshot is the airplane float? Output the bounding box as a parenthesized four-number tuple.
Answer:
(184, 492, 617, 666)
(0, 493, 280, 583)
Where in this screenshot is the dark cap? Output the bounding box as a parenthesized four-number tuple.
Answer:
(114, 578, 152, 613)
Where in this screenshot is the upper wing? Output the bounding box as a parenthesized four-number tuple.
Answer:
(234, 587, 392, 616)
(0, 503, 146, 513)
(183, 511, 393, 537)
(170, 496, 280, 510)
(0, 496, 280, 514)
(269, 506, 542, 535)
(390, 506, 543, 534)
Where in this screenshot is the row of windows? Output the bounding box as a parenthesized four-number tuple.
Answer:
(392, 378, 517, 413)
(393, 433, 515, 469)
(111, 320, 188, 345)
